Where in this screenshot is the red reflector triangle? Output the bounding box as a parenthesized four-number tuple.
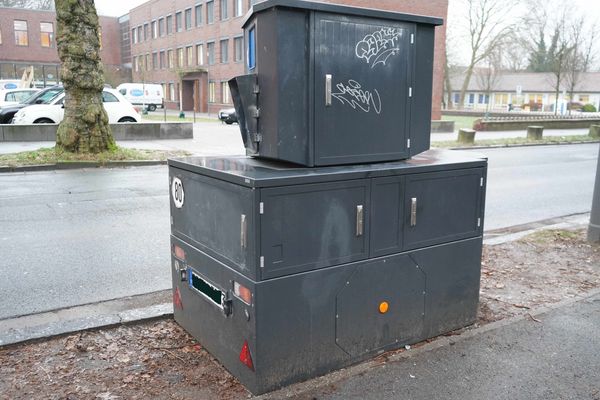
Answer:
(173, 287, 183, 310)
(239, 340, 254, 371)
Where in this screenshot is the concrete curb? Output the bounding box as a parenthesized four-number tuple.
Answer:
(0, 160, 166, 173)
(0, 290, 172, 347)
(444, 139, 600, 150)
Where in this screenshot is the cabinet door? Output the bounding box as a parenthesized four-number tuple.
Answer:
(260, 180, 370, 279)
(370, 175, 405, 258)
(403, 169, 484, 250)
(314, 13, 413, 165)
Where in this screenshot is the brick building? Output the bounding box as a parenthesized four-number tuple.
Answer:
(129, 0, 448, 118)
(0, 6, 128, 87)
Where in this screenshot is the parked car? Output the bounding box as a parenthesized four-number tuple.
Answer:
(218, 107, 238, 124)
(12, 88, 141, 124)
(116, 83, 164, 111)
(0, 86, 63, 124)
(0, 88, 39, 108)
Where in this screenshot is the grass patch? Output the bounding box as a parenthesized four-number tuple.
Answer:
(141, 114, 217, 123)
(431, 134, 599, 148)
(0, 146, 191, 167)
(441, 115, 478, 131)
(523, 229, 581, 244)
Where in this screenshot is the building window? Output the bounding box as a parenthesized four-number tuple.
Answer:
(134, 56, 139, 72)
(169, 83, 175, 101)
(143, 23, 149, 41)
(151, 20, 157, 39)
(234, 36, 243, 62)
(137, 26, 143, 42)
(220, 39, 229, 63)
(166, 15, 173, 34)
(152, 52, 158, 69)
(185, 46, 193, 67)
(220, 0, 228, 20)
(40, 22, 54, 47)
(221, 81, 230, 104)
(234, 0, 243, 17)
(207, 41, 215, 65)
(159, 51, 165, 69)
(132, 28, 137, 43)
(168, 49, 174, 68)
(0, 28, 3, 44)
(207, 1, 214, 24)
(146, 53, 151, 71)
(196, 43, 204, 65)
(209, 81, 215, 103)
(195, 4, 203, 26)
(177, 47, 184, 67)
(185, 8, 192, 30)
(14, 20, 28, 46)
(176, 11, 183, 32)
(468, 93, 475, 104)
(158, 18, 165, 36)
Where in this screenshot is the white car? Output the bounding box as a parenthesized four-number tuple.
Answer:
(12, 88, 141, 124)
(0, 88, 39, 108)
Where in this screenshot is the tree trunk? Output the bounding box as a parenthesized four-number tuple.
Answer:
(55, 0, 113, 153)
(458, 64, 475, 110)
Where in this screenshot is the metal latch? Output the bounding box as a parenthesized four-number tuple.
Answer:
(325, 74, 332, 106)
(251, 132, 262, 143)
(410, 197, 417, 226)
(240, 214, 247, 249)
(356, 205, 364, 236)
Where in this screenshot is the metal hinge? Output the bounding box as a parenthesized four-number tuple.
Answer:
(260, 256, 264, 268)
(259, 202, 264, 214)
(477, 217, 481, 227)
(410, 33, 414, 44)
(408, 87, 413, 97)
(252, 132, 262, 143)
(252, 108, 260, 118)
(480, 177, 484, 187)
(407, 138, 411, 148)
(253, 84, 260, 94)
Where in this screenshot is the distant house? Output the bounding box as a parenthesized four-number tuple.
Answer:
(448, 71, 600, 113)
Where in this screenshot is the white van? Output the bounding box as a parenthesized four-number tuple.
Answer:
(116, 83, 164, 111)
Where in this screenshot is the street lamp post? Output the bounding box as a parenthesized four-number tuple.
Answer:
(589, 144, 600, 242)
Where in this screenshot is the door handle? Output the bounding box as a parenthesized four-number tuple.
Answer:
(240, 214, 247, 249)
(410, 198, 417, 227)
(325, 74, 332, 106)
(356, 205, 364, 236)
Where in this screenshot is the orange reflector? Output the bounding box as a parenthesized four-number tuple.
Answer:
(239, 340, 254, 371)
(379, 301, 389, 314)
(234, 281, 252, 305)
(173, 287, 183, 310)
(173, 244, 186, 260)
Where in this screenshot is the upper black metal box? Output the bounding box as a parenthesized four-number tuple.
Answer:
(230, 0, 443, 167)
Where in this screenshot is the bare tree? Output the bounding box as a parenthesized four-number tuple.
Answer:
(0, 0, 53, 9)
(452, 0, 515, 109)
(475, 49, 502, 112)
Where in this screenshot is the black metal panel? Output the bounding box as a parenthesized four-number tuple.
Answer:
(229, 74, 259, 155)
(403, 168, 484, 250)
(412, 237, 482, 339)
(259, 179, 370, 279)
(314, 14, 412, 165)
(335, 254, 425, 356)
(169, 166, 259, 280)
(168, 149, 488, 189)
(409, 24, 435, 157)
(171, 235, 260, 393)
(370, 175, 405, 257)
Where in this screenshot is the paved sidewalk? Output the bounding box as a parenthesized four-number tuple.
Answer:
(265, 291, 600, 400)
(0, 125, 593, 156)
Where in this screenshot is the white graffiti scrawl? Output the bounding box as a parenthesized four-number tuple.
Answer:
(332, 79, 382, 114)
(355, 27, 402, 68)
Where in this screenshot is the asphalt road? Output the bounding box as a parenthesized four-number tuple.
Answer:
(0, 143, 597, 319)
